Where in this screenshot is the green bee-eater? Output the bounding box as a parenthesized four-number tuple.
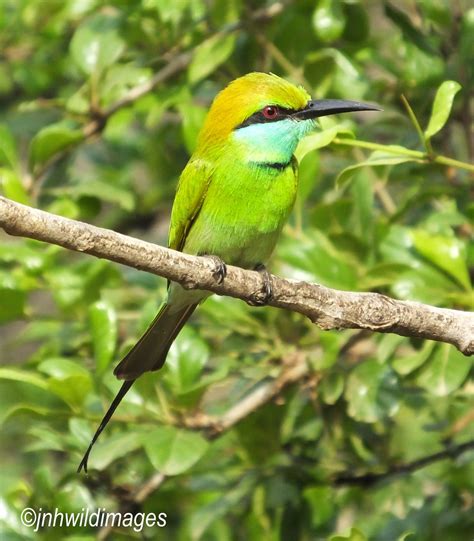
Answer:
(78, 72, 378, 472)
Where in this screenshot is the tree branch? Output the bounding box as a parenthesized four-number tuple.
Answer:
(1, 196, 473, 355)
(333, 439, 474, 487)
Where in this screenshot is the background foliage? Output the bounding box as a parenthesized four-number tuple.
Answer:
(0, 0, 473, 539)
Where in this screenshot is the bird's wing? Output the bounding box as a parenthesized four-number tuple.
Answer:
(168, 158, 213, 252)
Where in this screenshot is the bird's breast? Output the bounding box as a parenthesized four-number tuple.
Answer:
(182, 159, 298, 267)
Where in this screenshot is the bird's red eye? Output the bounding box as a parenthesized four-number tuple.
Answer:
(262, 105, 279, 119)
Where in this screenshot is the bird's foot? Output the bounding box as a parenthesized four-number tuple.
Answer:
(203, 255, 227, 284)
(247, 263, 273, 306)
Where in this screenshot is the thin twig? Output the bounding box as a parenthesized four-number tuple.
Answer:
(333, 439, 474, 487)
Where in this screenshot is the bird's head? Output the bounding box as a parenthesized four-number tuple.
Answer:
(196, 72, 379, 165)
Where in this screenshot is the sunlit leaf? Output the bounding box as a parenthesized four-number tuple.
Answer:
(84, 431, 144, 470)
(88, 300, 117, 373)
(295, 126, 353, 162)
(312, 0, 346, 43)
(345, 359, 400, 422)
(29, 123, 83, 170)
(0, 168, 30, 204)
(330, 527, 368, 541)
(411, 229, 470, 290)
(164, 326, 210, 394)
(415, 343, 471, 396)
(0, 124, 18, 167)
(425, 80, 462, 139)
(70, 15, 125, 76)
(336, 150, 418, 187)
(143, 426, 209, 475)
(188, 34, 235, 85)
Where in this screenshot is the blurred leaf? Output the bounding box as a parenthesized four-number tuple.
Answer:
(425, 81, 462, 139)
(391, 341, 435, 376)
(84, 431, 143, 470)
(304, 486, 334, 526)
(0, 168, 30, 204)
(70, 15, 125, 76)
(0, 368, 48, 391)
(29, 123, 83, 170)
(384, 3, 436, 55)
(188, 34, 235, 85)
(278, 230, 358, 290)
(143, 426, 209, 475)
(164, 326, 210, 394)
(330, 527, 368, 541)
(0, 288, 26, 323)
(342, 3, 369, 42)
(100, 64, 152, 106)
(57, 179, 135, 211)
(88, 300, 117, 374)
(320, 370, 344, 405)
(38, 358, 93, 409)
(178, 100, 207, 154)
(345, 359, 400, 422)
(0, 124, 18, 167)
(411, 230, 470, 290)
(189, 475, 256, 540)
(312, 0, 346, 43)
(415, 343, 471, 396)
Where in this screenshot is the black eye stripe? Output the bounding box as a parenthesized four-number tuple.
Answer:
(236, 106, 296, 129)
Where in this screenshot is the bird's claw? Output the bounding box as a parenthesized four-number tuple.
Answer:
(204, 255, 227, 284)
(247, 264, 273, 306)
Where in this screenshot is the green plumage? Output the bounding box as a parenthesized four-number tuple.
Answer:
(78, 72, 378, 472)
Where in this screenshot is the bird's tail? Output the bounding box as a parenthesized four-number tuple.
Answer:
(114, 302, 198, 380)
(77, 302, 197, 473)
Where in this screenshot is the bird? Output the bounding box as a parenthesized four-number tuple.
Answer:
(77, 72, 379, 472)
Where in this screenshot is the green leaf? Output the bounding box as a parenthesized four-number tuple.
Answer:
(336, 150, 418, 187)
(415, 343, 471, 396)
(84, 431, 143, 470)
(295, 126, 353, 162)
(345, 359, 400, 422)
(0, 124, 18, 167)
(330, 527, 368, 541)
(188, 34, 235, 85)
(0, 288, 26, 323)
(100, 64, 152, 106)
(29, 123, 83, 170)
(391, 341, 435, 376)
(189, 475, 256, 540)
(303, 486, 334, 526)
(164, 326, 210, 393)
(178, 101, 207, 154)
(88, 300, 117, 373)
(384, 3, 436, 55)
(38, 358, 93, 409)
(425, 80, 462, 139)
(143, 426, 209, 475)
(0, 368, 49, 391)
(320, 371, 344, 405)
(70, 15, 125, 76)
(58, 179, 135, 211)
(312, 0, 346, 43)
(278, 231, 358, 290)
(411, 229, 470, 290)
(0, 168, 30, 204)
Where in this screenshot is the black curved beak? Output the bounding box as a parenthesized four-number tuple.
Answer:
(293, 99, 382, 120)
